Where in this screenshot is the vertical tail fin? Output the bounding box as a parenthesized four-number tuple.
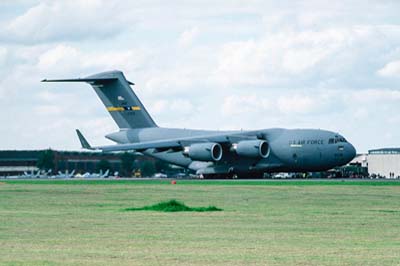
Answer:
(42, 70, 157, 129)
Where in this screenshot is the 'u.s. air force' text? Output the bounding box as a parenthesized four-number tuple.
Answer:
(289, 139, 324, 145)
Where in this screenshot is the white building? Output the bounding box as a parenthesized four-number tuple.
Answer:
(368, 148, 400, 178)
(350, 154, 368, 168)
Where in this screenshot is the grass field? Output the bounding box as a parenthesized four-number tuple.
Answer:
(0, 179, 399, 266)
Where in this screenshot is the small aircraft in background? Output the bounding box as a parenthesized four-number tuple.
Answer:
(23, 169, 52, 178)
(51, 170, 75, 179)
(23, 170, 42, 178)
(75, 169, 110, 179)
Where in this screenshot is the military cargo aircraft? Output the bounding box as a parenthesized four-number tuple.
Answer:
(42, 71, 356, 178)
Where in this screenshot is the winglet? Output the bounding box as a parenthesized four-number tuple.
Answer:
(76, 129, 94, 150)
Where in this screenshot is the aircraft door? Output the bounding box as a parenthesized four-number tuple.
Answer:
(317, 146, 323, 162)
(292, 151, 306, 168)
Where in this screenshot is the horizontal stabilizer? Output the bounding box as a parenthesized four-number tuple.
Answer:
(41, 77, 134, 85)
(76, 129, 94, 150)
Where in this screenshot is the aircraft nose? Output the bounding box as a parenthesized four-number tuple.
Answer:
(346, 143, 357, 162)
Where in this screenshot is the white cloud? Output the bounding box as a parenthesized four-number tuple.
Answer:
(222, 91, 332, 118)
(0, 47, 7, 64)
(36, 44, 150, 76)
(222, 94, 272, 116)
(348, 89, 400, 103)
(149, 99, 194, 115)
(38, 45, 79, 69)
(282, 45, 335, 74)
(1, 0, 126, 43)
(178, 27, 200, 47)
(377, 60, 400, 77)
(34, 105, 63, 116)
(1, 1, 400, 152)
(0, 47, 8, 98)
(214, 26, 400, 88)
(277, 95, 315, 114)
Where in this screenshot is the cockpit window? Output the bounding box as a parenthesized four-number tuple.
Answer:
(330, 136, 347, 144)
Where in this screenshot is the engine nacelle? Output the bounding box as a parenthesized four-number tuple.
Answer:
(183, 142, 223, 162)
(233, 140, 270, 158)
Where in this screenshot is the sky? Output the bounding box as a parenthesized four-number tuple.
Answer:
(0, 0, 400, 153)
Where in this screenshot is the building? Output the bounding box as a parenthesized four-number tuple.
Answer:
(0, 150, 38, 176)
(0, 150, 157, 177)
(350, 154, 368, 168)
(368, 148, 400, 178)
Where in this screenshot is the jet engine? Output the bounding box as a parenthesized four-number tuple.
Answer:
(183, 142, 223, 161)
(233, 140, 270, 158)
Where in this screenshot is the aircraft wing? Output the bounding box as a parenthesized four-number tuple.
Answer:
(76, 129, 261, 152)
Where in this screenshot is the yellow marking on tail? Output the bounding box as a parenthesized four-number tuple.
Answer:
(107, 107, 124, 111)
(107, 106, 141, 112)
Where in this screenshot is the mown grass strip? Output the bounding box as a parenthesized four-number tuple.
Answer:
(1, 179, 400, 186)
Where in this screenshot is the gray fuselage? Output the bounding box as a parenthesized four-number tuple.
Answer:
(106, 127, 356, 175)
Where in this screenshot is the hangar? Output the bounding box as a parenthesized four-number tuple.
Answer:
(368, 148, 400, 178)
(0, 150, 157, 177)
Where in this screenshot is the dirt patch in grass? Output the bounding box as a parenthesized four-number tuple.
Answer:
(124, 199, 222, 212)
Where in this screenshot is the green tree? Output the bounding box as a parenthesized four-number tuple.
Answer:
(120, 152, 135, 177)
(155, 160, 172, 173)
(141, 161, 156, 177)
(97, 159, 111, 172)
(36, 149, 55, 171)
